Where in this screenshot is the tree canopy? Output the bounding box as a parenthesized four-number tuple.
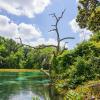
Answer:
(76, 0, 100, 32)
(0, 36, 55, 69)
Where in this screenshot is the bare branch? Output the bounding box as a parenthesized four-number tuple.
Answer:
(49, 13, 55, 16)
(59, 42, 68, 55)
(60, 37, 75, 42)
(49, 9, 66, 54)
(15, 37, 57, 50)
(23, 44, 36, 49)
(53, 14, 58, 21)
(51, 25, 56, 27)
(58, 9, 66, 20)
(16, 37, 23, 44)
(63, 42, 68, 49)
(48, 29, 56, 32)
(37, 45, 57, 49)
(22, 44, 57, 50)
(49, 13, 58, 21)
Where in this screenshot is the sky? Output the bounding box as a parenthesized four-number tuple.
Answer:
(0, 0, 92, 49)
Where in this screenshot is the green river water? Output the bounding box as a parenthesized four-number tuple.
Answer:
(0, 72, 61, 100)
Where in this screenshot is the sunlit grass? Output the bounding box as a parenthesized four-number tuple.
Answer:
(65, 80, 100, 100)
(0, 69, 41, 72)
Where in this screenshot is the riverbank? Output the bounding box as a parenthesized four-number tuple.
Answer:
(55, 80, 100, 99)
(0, 69, 46, 72)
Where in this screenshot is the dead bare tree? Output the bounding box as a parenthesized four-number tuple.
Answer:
(49, 9, 74, 55)
(15, 10, 75, 78)
(16, 10, 74, 56)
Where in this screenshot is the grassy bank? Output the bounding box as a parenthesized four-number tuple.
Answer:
(0, 69, 41, 72)
(55, 80, 100, 100)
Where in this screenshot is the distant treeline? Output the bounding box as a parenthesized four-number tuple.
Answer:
(0, 36, 54, 69)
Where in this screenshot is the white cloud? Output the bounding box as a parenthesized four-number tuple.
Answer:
(0, 15, 66, 48)
(69, 18, 81, 33)
(28, 38, 67, 48)
(0, 0, 51, 18)
(76, 0, 79, 2)
(69, 18, 92, 41)
(0, 15, 42, 41)
(0, 15, 18, 38)
(79, 29, 92, 41)
(18, 23, 42, 40)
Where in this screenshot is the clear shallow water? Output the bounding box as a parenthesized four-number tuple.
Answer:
(0, 72, 61, 100)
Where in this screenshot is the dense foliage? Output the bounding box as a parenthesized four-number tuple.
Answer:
(76, 0, 100, 32)
(0, 36, 54, 69)
(53, 1, 100, 97)
(0, 0, 100, 99)
(54, 32, 100, 89)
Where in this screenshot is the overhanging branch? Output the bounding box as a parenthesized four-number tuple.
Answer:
(60, 37, 75, 42)
(21, 43, 57, 49)
(16, 37, 57, 50)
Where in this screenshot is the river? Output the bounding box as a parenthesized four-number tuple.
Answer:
(0, 72, 62, 100)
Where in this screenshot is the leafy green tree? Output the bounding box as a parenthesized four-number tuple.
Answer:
(0, 36, 55, 69)
(75, 41, 100, 59)
(90, 32, 100, 42)
(52, 50, 76, 74)
(76, 0, 100, 32)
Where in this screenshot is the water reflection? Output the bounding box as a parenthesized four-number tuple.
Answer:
(0, 72, 61, 100)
